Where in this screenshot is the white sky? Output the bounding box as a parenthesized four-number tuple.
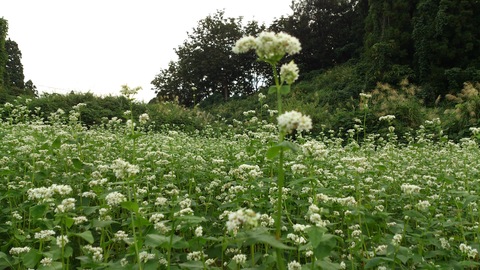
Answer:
(2, 0, 293, 102)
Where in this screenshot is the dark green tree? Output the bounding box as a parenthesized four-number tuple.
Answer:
(0, 18, 8, 89)
(413, 0, 480, 101)
(271, 0, 369, 73)
(363, 0, 418, 87)
(24, 79, 37, 97)
(152, 11, 269, 107)
(5, 38, 25, 93)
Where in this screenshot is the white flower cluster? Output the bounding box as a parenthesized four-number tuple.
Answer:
(105, 191, 126, 207)
(114, 230, 129, 242)
(139, 113, 150, 125)
(229, 164, 263, 181)
(416, 200, 431, 211)
(55, 198, 76, 213)
(392, 233, 403, 246)
(306, 204, 330, 227)
(120, 84, 141, 98)
(27, 184, 73, 202)
(40, 257, 53, 266)
(379, 115, 396, 122)
(35, 229, 56, 240)
(138, 251, 155, 263)
(111, 158, 139, 179)
(186, 251, 206, 261)
(232, 31, 301, 63)
(277, 110, 312, 134)
(226, 208, 260, 235)
(459, 243, 478, 259)
(232, 254, 247, 265)
(84, 245, 104, 262)
(287, 260, 302, 270)
(9, 246, 30, 255)
(56, 235, 69, 247)
(401, 183, 421, 195)
(280, 61, 300, 85)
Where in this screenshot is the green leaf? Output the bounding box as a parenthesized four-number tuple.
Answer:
(364, 257, 394, 269)
(176, 215, 206, 224)
(279, 85, 290, 95)
(74, 230, 94, 244)
(51, 136, 62, 149)
(121, 201, 139, 213)
(22, 249, 42, 268)
(268, 86, 277, 94)
(266, 145, 282, 159)
(144, 234, 169, 248)
(266, 141, 299, 159)
(92, 219, 118, 228)
(179, 261, 205, 269)
(71, 158, 84, 170)
(244, 230, 294, 250)
(64, 217, 74, 228)
(30, 204, 48, 219)
(315, 260, 342, 270)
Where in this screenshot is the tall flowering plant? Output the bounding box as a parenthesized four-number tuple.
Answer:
(233, 31, 312, 269)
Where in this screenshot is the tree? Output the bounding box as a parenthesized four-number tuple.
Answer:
(413, 0, 480, 101)
(271, 0, 369, 73)
(152, 11, 270, 106)
(5, 38, 25, 93)
(0, 18, 7, 89)
(363, 0, 418, 87)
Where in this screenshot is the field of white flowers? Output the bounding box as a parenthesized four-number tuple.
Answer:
(2, 31, 480, 270)
(0, 100, 480, 270)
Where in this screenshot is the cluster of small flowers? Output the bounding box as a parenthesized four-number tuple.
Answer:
(83, 245, 103, 262)
(9, 246, 31, 255)
(379, 115, 396, 122)
(459, 243, 478, 259)
(401, 183, 422, 195)
(139, 113, 150, 125)
(232, 253, 247, 265)
(232, 31, 301, 63)
(280, 61, 300, 84)
(73, 216, 88, 225)
(55, 198, 76, 213)
(186, 251, 206, 261)
(306, 204, 329, 227)
(392, 234, 403, 246)
(277, 110, 312, 134)
(229, 164, 263, 181)
(27, 184, 73, 202)
(226, 208, 260, 235)
(287, 260, 302, 270)
(120, 84, 141, 98)
(194, 226, 203, 237)
(56, 235, 69, 247)
(34, 229, 56, 240)
(138, 251, 155, 263)
(416, 200, 431, 211)
(105, 191, 126, 207)
(111, 158, 139, 179)
(114, 230, 129, 242)
(287, 233, 306, 245)
(40, 257, 53, 266)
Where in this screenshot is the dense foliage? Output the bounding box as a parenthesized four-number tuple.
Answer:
(0, 18, 36, 103)
(151, 11, 271, 107)
(1, 99, 480, 269)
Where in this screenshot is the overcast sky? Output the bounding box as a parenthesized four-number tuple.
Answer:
(2, 0, 293, 102)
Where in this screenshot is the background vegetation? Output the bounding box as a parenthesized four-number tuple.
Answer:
(2, 0, 480, 139)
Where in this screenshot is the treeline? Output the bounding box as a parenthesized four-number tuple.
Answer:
(0, 18, 37, 103)
(152, 0, 480, 107)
